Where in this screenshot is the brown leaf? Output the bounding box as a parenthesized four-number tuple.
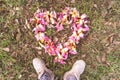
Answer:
(38, 51, 42, 55)
(101, 53, 106, 63)
(109, 36, 114, 44)
(81, 54, 86, 58)
(96, 56, 101, 63)
(107, 47, 113, 53)
(25, 19, 32, 30)
(2, 47, 10, 52)
(16, 28, 21, 41)
(35, 47, 42, 50)
(93, 4, 98, 8)
(108, 33, 115, 44)
(113, 41, 120, 45)
(108, 1, 115, 9)
(16, 32, 21, 41)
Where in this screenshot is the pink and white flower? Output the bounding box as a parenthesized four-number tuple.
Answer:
(30, 7, 90, 64)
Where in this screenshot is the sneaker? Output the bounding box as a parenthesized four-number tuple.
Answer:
(63, 60, 86, 80)
(33, 58, 54, 80)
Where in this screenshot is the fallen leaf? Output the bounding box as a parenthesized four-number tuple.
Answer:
(96, 56, 101, 63)
(18, 74, 22, 79)
(14, 7, 20, 11)
(101, 53, 106, 63)
(16, 28, 22, 41)
(25, 19, 32, 30)
(108, 33, 115, 44)
(107, 47, 113, 53)
(16, 32, 21, 41)
(35, 47, 42, 50)
(93, 4, 98, 8)
(109, 36, 114, 44)
(81, 54, 86, 58)
(108, 1, 115, 9)
(38, 51, 42, 55)
(2, 47, 10, 52)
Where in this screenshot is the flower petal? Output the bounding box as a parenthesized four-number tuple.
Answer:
(69, 49, 77, 54)
(56, 23, 64, 31)
(81, 14, 87, 19)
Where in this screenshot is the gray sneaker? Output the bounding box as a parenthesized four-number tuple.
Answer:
(63, 60, 86, 80)
(33, 58, 54, 80)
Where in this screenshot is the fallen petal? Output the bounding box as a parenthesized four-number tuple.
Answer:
(81, 14, 87, 19)
(2, 47, 10, 52)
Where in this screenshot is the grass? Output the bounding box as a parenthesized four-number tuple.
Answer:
(0, 0, 120, 80)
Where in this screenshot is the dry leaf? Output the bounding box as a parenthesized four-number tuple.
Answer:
(18, 74, 22, 79)
(108, 1, 115, 9)
(25, 19, 31, 30)
(2, 47, 10, 52)
(16, 32, 21, 41)
(35, 47, 42, 50)
(93, 4, 98, 8)
(38, 51, 42, 55)
(16, 28, 21, 41)
(109, 36, 114, 44)
(96, 56, 101, 63)
(108, 33, 115, 44)
(81, 54, 86, 58)
(107, 47, 113, 53)
(101, 53, 106, 63)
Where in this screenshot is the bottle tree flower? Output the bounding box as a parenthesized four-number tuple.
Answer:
(30, 7, 90, 64)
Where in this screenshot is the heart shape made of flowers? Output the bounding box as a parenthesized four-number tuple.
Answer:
(30, 7, 90, 64)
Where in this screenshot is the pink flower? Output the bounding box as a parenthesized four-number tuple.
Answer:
(79, 33, 84, 38)
(33, 26, 40, 34)
(29, 18, 35, 23)
(77, 29, 84, 38)
(44, 36, 52, 44)
(35, 32, 46, 41)
(70, 8, 79, 18)
(70, 31, 81, 43)
(33, 24, 45, 34)
(34, 11, 45, 19)
(71, 23, 77, 31)
(45, 42, 56, 56)
(50, 11, 56, 24)
(30, 7, 90, 64)
(57, 43, 63, 50)
(69, 49, 77, 54)
(39, 24, 46, 32)
(54, 57, 66, 64)
(44, 11, 56, 24)
(82, 24, 89, 31)
(81, 14, 87, 19)
(69, 36, 76, 43)
(77, 22, 83, 29)
(63, 7, 70, 14)
(61, 51, 68, 60)
(38, 24, 46, 32)
(40, 19, 47, 25)
(58, 13, 64, 21)
(61, 47, 68, 55)
(55, 23, 64, 31)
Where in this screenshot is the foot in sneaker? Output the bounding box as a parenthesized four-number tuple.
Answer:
(33, 58, 54, 80)
(63, 60, 86, 80)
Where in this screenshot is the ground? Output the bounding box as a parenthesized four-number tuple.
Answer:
(0, 0, 120, 80)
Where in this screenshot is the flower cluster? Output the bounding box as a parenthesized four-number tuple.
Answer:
(30, 7, 90, 64)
